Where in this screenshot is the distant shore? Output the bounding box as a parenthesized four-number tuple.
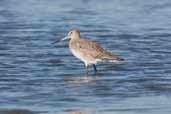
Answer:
(0, 109, 34, 114)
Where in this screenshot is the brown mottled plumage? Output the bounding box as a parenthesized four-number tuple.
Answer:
(55, 29, 124, 73)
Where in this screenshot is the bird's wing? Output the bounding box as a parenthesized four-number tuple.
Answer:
(76, 38, 113, 58)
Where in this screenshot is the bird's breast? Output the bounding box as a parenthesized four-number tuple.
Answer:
(69, 41, 85, 62)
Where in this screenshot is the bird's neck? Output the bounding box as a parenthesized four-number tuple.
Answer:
(69, 37, 80, 45)
(71, 37, 81, 41)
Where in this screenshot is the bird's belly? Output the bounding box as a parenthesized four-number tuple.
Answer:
(70, 49, 99, 65)
(70, 48, 86, 63)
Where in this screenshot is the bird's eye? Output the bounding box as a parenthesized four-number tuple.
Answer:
(70, 32, 72, 34)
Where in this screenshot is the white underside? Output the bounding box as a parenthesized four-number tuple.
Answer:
(70, 50, 86, 62)
(70, 48, 120, 67)
(95, 59, 119, 63)
(71, 49, 119, 66)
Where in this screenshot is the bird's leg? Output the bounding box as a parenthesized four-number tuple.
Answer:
(93, 64, 97, 72)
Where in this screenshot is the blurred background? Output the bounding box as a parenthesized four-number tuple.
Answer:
(0, 0, 171, 114)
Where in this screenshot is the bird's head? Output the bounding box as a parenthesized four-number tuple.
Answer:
(52, 29, 80, 44)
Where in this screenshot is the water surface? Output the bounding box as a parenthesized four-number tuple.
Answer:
(0, 0, 171, 114)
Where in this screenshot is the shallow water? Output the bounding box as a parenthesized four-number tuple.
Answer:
(0, 0, 171, 114)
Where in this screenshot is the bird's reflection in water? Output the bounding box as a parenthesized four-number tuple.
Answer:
(64, 73, 97, 85)
(69, 111, 83, 114)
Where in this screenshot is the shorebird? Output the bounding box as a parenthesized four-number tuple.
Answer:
(53, 29, 124, 73)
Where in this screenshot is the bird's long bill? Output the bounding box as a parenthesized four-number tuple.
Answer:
(52, 36, 69, 44)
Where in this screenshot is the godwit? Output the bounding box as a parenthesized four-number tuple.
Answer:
(53, 29, 124, 73)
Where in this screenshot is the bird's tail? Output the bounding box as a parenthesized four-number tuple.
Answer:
(102, 55, 124, 62)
